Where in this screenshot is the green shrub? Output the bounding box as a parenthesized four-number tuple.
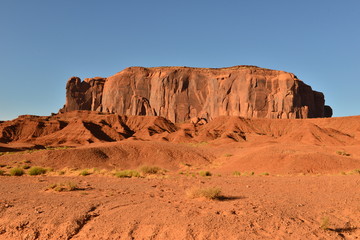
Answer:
(260, 172, 270, 176)
(22, 165, 31, 169)
(0, 170, 5, 176)
(9, 167, 25, 176)
(28, 167, 47, 176)
(115, 170, 140, 178)
(199, 170, 212, 177)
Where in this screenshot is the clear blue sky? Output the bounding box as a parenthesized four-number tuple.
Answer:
(1, 0, 359, 120)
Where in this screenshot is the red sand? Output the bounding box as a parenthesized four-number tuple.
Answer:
(0, 175, 359, 239)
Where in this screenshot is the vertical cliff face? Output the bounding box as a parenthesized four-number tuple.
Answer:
(60, 66, 332, 122)
(60, 77, 106, 112)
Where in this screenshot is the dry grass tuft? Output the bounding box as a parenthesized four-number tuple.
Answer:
(115, 170, 140, 178)
(187, 187, 222, 200)
(336, 150, 351, 156)
(320, 217, 330, 230)
(47, 182, 79, 192)
(199, 170, 212, 177)
(28, 166, 47, 176)
(139, 166, 161, 175)
(9, 167, 25, 176)
(79, 169, 91, 176)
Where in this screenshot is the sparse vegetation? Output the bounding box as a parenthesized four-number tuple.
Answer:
(58, 170, 66, 175)
(79, 169, 91, 176)
(9, 167, 25, 176)
(187, 187, 222, 200)
(260, 172, 270, 176)
(28, 167, 47, 176)
(336, 150, 351, 156)
(199, 170, 212, 177)
(115, 170, 140, 178)
(45, 146, 71, 150)
(320, 216, 330, 230)
(341, 169, 360, 175)
(233, 171, 241, 176)
(351, 169, 360, 175)
(180, 162, 191, 167)
(139, 166, 161, 175)
(0, 170, 5, 176)
(22, 165, 31, 169)
(224, 153, 233, 157)
(47, 182, 78, 192)
(0, 151, 18, 156)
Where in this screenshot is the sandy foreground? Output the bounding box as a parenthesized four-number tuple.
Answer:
(0, 174, 359, 240)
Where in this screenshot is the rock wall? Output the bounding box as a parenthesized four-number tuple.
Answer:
(61, 77, 106, 112)
(60, 66, 332, 122)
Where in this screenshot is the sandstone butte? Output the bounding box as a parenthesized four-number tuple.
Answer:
(59, 65, 332, 123)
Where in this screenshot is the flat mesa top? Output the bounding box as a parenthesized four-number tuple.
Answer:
(126, 65, 268, 71)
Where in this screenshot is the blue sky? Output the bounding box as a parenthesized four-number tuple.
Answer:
(0, 0, 359, 120)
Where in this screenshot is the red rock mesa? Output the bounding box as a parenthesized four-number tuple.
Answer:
(60, 66, 332, 123)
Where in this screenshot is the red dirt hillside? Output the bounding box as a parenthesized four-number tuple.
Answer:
(1, 111, 360, 174)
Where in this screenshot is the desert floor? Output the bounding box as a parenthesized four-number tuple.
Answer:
(0, 173, 359, 240)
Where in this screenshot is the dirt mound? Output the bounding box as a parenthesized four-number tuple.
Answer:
(195, 116, 360, 145)
(216, 142, 360, 174)
(0, 111, 177, 147)
(0, 140, 214, 171)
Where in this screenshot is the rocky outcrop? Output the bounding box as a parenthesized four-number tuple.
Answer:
(60, 66, 332, 122)
(61, 77, 106, 112)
